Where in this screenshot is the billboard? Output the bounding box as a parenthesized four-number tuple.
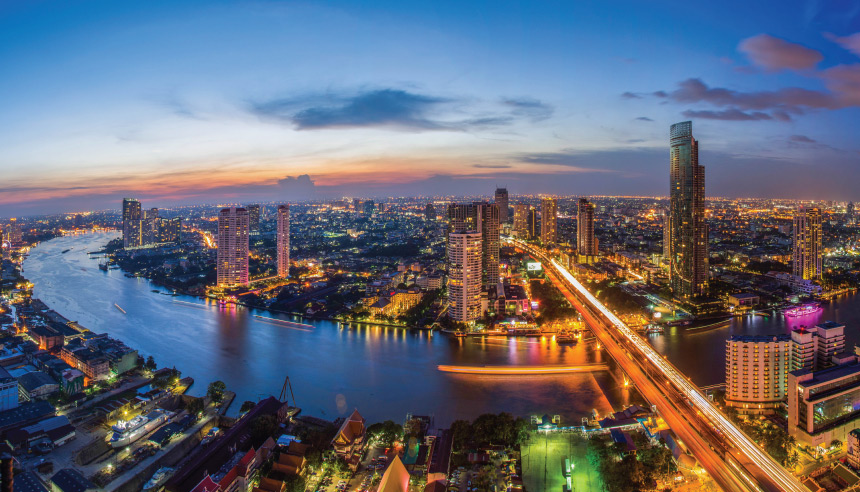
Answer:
(526, 261, 542, 271)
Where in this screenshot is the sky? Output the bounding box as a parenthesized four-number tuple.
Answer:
(1, 0, 859, 215)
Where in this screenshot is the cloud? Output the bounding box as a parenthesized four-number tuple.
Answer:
(501, 97, 554, 121)
(635, 116, 654, 122)
(666, 78, 842, 114)
(738, 34, 823, 72)
(277, 174, 318, 200)
(826, 32, 860, 57)
(821, 64, 860, 106)
(621, 92, 642, 99)
(472, 164, 513, 169)
(788, 134, 817, 144)
(252, 89, 451, 131)
(681, 108, 776, 121)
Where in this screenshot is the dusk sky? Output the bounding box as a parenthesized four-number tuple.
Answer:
(2, 0, 860, 215)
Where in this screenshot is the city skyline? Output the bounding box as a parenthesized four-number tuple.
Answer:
(1, 0, 860, 215)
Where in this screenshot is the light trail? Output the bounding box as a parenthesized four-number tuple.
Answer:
(251, 314, 315, 329)
(437, 363, 608, 375)
(545, 256, 804, 492)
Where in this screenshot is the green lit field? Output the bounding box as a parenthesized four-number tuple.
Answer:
(521, 431, 602, 492)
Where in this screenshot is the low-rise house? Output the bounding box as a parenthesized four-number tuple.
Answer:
(332, 409, 366, 470)
(50, 469, 97, 492)
(18, 371, 59, 401)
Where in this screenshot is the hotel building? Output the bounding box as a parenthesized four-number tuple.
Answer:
(725, 334, 792, 414)
(276, 205, 290, 278)
(793, 206, 823, 280)
(447, 231, 482, 323)
(217, 207, 250, 287)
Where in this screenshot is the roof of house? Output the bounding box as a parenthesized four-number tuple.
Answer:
(50, 468, 96, 492)
(18, 371, 58, 392)
(13, 471, 48, 492)
(377, 455, 410, 492)
(333, 409, 365, 446)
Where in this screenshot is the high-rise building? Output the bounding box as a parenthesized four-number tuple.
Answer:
(669, 121, 708, 299)
(512, 203, 529, 236)
(577, 198, 596, 256)
(363, 200, 375, 215)
(662, 210, 671, 259)
(793, 206, 822, 280)
(247, 204, 261, 236)
(540, 198, 557, 245)
(788, 360, 860, 447)
(447, 232, 483, 323)
(142, 208, 159, 245)
(158, 218, 182, 243)
(725, 334, 792, 414)
(447, 202, 500, 287)
(494, 187, 509, 223)
(527, 208, 538, 239)
(217, 207, 250, 287)
(424, 203, 435, 221)
(276, 205, 290, 279)
(122, 198, 142, 249)
(5, 219, 22, 246)
(847, 201, 855, 219)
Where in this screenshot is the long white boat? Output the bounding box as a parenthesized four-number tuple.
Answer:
(108, 409, 169, 448)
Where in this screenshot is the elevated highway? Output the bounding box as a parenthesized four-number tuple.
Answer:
(508, 238, 805, 492)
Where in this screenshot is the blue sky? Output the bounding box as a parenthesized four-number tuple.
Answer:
(1, 0, 859, 214)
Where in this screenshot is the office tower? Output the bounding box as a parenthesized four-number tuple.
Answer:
(669, 121, 708, 299)
(793, 206, 822, 280)
(122, 198, 142, 249)
(424, 203, 436, 220)
(512, 203, 529, 236)
(276, 205, 290, 278)
(577, 198, 596, 256)
(363, 200, 375, 215)
(725, 334, 792, 414)
(159, 218, 182, 243)
(217, 207, 250, 287)
(847, 201, 855, 219)
(447, 232, 483, 323)
(247, 204, 261, 236)
(540, 198, 557, 244)
(662, 210, 671, 259)
(527, 208, 538, 239)
(495, 187, 509, 223)
(6, 219, 22, 246)
(142, 208, 159, 245)
(447, 202, 500, 287)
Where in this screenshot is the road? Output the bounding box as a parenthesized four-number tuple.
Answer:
(509, 238, 806, 492)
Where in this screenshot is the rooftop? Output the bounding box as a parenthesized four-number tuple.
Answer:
(728, 334, 791, 343)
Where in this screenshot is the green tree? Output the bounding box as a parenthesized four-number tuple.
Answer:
(187, 397, 205, 415)
(144, 356, 157, 372)
(250, 414, 279, 440)
(367, 420, 402, 447)
(207, 380, 226, 403)
(240, 400, 256, 414)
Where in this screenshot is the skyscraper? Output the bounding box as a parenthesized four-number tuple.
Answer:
(424, 203, 436, 220)
(247, 204, 261, 236)
(142, 208, 159, 245)
(669, 121, 708, 299)
(793, 206, 822, 280)
(6, 219, 22, 246)
(512, 203, 529, 236)
(122, 198, 142, 249)
(276, 205, 290, 279)
(527, 208, 538, 239)
(447, 231, 483, 323)
(494, 187, 509, 223)
(662, 210, 671, 259)
(540, 198, 557, 245)
(577, 198, 596, 256)
(217, 207, 250, 287)
(159, 218, 182, 243)
(447, 202, 500, 288)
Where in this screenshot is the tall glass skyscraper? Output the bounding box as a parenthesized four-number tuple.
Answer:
(494, 187, 509, 223)
(669, 121, 708, 299)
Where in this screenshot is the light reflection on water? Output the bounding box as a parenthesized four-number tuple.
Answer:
(24, 232, 633, 424)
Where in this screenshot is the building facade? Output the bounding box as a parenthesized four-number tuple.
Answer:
(247, 204, 261, 237)
(668, 121, 708, 299)
(788, 361, 860, 447)
(447, 202, 500, 288)
(512, 203, 529, 237)
(447, 232, 482, 323)
(122, 198, 142, 249)
(577, 198, 596, 256)
(276, 205, 290, 278)
(541, 197, 557, 244)
(725, 334, 792, 414)
(494, 187, 509, 223)
(217, 207, 250, 287)
(793, 206, 823, 280)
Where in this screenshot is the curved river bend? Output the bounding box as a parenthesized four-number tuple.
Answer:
(24, 233, 634, 424)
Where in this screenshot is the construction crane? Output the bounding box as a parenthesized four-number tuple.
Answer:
(279, 375, 296, 408)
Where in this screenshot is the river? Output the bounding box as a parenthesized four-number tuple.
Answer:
(23, 232, 636, 425)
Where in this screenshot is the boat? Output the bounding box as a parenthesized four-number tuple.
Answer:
(784, 303, 821, 317)
(644, 324, 664, 335)
(143, 467, 174, 491)
(61, 249, 71, 254)
(556, 334, 577, 345)
(107, 409, 169, 448)
(453, 331, 468, 338)
(98, 262, 109, 272)
(114, 303, 126, 314)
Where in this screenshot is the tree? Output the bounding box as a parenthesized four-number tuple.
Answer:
(250, 414, 279, 440)
(367, 420, 402, 447)
(187, 397, 204, 416)
(831, 439, 842, 450)
(144, 356, 157, 372)
(240, 400, 256, 414)
(207, 380, 226, 404)
(282, 475, 306, 492)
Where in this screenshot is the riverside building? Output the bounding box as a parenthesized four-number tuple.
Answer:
(217, 207, 250, 287)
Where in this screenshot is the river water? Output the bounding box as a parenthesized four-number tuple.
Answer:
(23, 233, 636, 425)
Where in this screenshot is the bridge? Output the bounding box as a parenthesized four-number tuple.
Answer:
(507, 237, 805, 492)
